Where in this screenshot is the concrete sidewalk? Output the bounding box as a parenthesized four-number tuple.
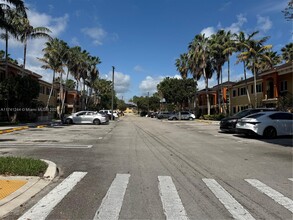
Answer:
(0, 159, 57, 218)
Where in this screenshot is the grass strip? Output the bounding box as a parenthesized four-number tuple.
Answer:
(0, 156, 48, 176)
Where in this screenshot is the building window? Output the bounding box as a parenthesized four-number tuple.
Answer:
(240, 87, 246, 96)
(232, 90, 236, 97)
(256, 83, 262, 93)
(280, 80, 287, 92)
(46, 87, 50, 95)
(251, 85, 254, 94)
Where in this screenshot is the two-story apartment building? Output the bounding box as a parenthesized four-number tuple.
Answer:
(197, 62, 293, 116)
(230, 62, 292, 114)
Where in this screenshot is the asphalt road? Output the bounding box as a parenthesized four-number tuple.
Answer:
(1, 115, 292, 220)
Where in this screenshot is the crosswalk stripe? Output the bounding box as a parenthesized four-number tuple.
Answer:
(203, 178, 255, 220)
(18, 171, 87, 220)
(245, 179, 293, 213)
(93, 174, 130, 220)
(158, 176, 189, 220)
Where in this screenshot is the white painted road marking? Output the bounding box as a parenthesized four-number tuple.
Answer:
(203, 178, 255, 220)
(245, 179, 293, 213)
(18, 171, 87, 220)
(93, 174, 130, 220)
(289, 178, 293, 182)
(0, 144, 93, 148)
(158, 176, 189, 220)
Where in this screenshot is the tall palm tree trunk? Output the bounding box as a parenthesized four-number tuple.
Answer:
(61, 69, 70, 116)
(22, 34, 27, 75)
(243, 61, 252, 107)
(5, 30, 8, 78)
(46, 70, 56, 109)
(253, 64, 257, 108)
(204, 69, 210, 115)
(227, 57, 231, 115)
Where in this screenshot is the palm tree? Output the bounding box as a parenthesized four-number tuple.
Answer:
(223, 31, 237, 82)
(236, 31, 259, 108)
(209, 30, 227, 114)
(1, 6, 26, 77)
(175, 53, 189, 79)
(16, 17, 51, 70)
(238, 38, 272, 107)
(188, 34, 213, 115)
(0, 0, 25, 30)
(281, 43, 293, 62)
(38, 38, 64, 108)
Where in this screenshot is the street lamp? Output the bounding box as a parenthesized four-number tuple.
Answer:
(111, 66, 115, 120)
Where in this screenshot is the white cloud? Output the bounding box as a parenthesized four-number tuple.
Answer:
(139, 76, 164, 95)
(200, 27, 216, 38)
(81, 27, 107, 45)
(224, 14, 247, 34)
(201, 14, 247, 37)
(256, 15, 272, 33)
(133, 65, 144, 72)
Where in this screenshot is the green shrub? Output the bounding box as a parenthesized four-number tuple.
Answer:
(203, 114, 225, 121)
(0, 156, 48, 176)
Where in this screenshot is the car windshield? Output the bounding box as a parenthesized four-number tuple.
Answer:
(233, 109, 251, 118)
(246, 113, 265, 118)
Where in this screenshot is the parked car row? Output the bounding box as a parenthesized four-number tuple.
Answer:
(65, 111, 109, 125)
(220, 108, 293, 138)
(155, 111, 196, 120)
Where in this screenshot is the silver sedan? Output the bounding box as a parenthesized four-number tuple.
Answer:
(65, 111, 109, 125)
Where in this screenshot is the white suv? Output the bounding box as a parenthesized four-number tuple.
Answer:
(99, 110, 119, 120)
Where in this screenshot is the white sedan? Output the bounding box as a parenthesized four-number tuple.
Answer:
(236, 111, 293, 138)
(65, 111, 109, 125)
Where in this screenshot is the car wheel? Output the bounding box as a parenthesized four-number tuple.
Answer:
(93, 119, 101, 125)
(189, 117, 193, 120)
(65, 118, 72, 124)
(263, 126, 277, 138)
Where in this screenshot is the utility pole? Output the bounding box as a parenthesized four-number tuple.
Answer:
(111, 66, 115, 120)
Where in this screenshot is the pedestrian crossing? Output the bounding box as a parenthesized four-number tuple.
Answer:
(17, 173, 293, 220)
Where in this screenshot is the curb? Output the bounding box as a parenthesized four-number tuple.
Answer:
(0, 159, 57, 218)
(0, 125, 48, 135)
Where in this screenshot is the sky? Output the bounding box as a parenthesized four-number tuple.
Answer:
(1, 0, 292, 101)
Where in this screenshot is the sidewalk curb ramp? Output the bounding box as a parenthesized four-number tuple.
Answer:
(0, 159, 57, 218)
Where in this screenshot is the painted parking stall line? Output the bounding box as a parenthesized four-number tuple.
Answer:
(158, 176, 189, 220)
(245, 179, 293, 213)
(203, 178, 255, 220)
(0, 144, 93, 148)
(93, 174, 130, 220)
(18, 172, 87, 220)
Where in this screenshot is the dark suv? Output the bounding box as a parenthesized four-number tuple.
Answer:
(220, 108, 276, 133)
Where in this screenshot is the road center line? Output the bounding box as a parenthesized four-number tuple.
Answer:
(158, 176, 189, 220)
(245, 179, 293, 213)
(93, 174, 130, 220)
(203, 178, 255, 220)
(18, 171, 87, 220)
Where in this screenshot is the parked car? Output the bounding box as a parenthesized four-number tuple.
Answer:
(168, 111, 196, 120)
(219, 108, 276, 133)
(65, 111, 109, 125)
(157, 111, 172, 119)
(99, 110, 119, 120)
(236, 111, 293, 138)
